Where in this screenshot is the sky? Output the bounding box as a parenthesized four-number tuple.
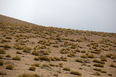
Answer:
(0, 0, 116, 33)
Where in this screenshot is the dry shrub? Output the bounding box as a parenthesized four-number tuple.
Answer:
(43, 51, 49, 55)
(59, 49, 67, 54)
(29, 66, 36, 71)
(59, 63, 63, 67)
(53, 73, 58, 76)
(100, 56, 107, 61)
(12, 55, 21, 61)
(60, 56, 67, 61)
(108, 74, 112, 76)
(0, 55, 3, 59)
(6, 54, 11, 57)
(70, 71, 82, 76)
(81, 50, 86, 53)
(31, 50, 39, 56)
(6, 64, 14, 70)
(53, 45, 59, 48)
(0, 48, 6, 54)
(18, 73, 40, 77)
(76, 59, 83, 63)
(0, 61, 4, 66)
(0, 71, 6, 75)
(5, 36, 12, 39)
(93, 63, 104, 67)
(101, 70, 107, 73)
(75, 48, 80, 52)
(88, 53, 96, 58)
(77, 39, 83, 42)
(16, 51, 22, 54)
(93, 58, 105, 64)
(32, 63, 41, 67)
(39, 56, 51, 61)
(93, 68, 102, 72)
(63, 67, 71, 71)
(3, 44, 11, 49)
(49, 63, 58, 67)
(34, 56, 39, 61)
(110, 63, 115, 67)
(23, 47, 32, 53)
(67, 53, 75, 57)
(94, 72, 101, 76)
(81, 55, 88, 58)
(70, 38, 75, 42)
(53, 57, 61, 61)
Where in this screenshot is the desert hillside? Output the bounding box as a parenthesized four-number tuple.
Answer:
(0, 14, 116, 77)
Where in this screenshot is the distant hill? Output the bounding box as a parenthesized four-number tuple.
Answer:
(0, 14, 39, 26)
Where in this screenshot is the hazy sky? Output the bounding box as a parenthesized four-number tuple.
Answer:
(0, 0, 116, 33)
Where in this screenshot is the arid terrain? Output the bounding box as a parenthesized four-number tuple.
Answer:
(0, 14, 116, 77)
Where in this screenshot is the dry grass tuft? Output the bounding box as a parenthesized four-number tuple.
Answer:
(32, 63, 41, 67)
(31, 50, 39, 56)
(12, 55, 21, 61)
(93, 58, 105, 64)
(0, 61, 4, 66)
(63, 67, 71, 71)
(70, 71, 82, 76)
(0, 48, 6, 54)
(67, 53, 75, 57)
(18, 73, 40, 77)
(76, 59, 83, 63)
(0, 55, 3, 59)
(6, 54, 11, 57)
(6, 64, 14, 70)
(93, 63, 104, 67)
(23, 47, 32, 53)
(39, 56, 51, 61)
(108, 74, 112, 76)
(16, 51, 22, 54)
(29, 66, 36, 71)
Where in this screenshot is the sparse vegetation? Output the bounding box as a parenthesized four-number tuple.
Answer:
(110, 63, 115, 67)
(88, 53, 96, 58)
(29, 66, 36, 71)
(5, 36, 12, 39)
(93, 58, 105, 64)
(18, 73, 40, 77)
(108, 74, 112, 76)
(76, 59, 83, 63)
(94, 72, 101, 76)
(39, 56, 51, 61)
(31, 50, 39, 56)
(6, 54, 11, 57)
(0, 48, 6, 54)
(23, 47, 32, 53)
(53, 45, 59, 48)
(81, 55, 88, 58)
(70, 71, 82, 76)
(93, 63, 104, 67)
(16, 51, 22, 54)
(6, 64, 14, 70)
(100, 56, 107, 61)
(0, 71, 6, 75)
(32, 63, 40, 67)
(0, 55, 3, 59)
(0, 61, 4, 66)
(93, 68, 102, 71)
(63, 67, 70, 71)
(0, 15, 116, 77)
(101, 70, 107, 73)
(67, 53, 75, 57)
(12, 55, 21, 61)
